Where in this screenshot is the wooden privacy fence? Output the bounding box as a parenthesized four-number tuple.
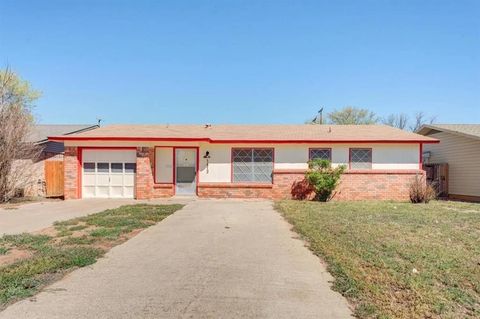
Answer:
(45, 161, 64, 197)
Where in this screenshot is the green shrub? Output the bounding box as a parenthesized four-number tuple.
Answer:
(305, 159, 346, 201)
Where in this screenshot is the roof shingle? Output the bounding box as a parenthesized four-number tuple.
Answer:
(417, 124, 480, 140)
(29, 124, 99, 143)
(49, 124, 437, 143)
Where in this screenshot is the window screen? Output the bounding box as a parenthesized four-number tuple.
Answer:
(232, 148, 273, 183)
(350, 149, 372, 169)
(309, 148, 331, 161)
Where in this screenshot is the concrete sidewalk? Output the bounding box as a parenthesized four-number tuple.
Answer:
(0, 200, 352, 318)
(0, 198, 191, 235)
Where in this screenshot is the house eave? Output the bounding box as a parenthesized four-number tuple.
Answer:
(48, 136, 439, 144)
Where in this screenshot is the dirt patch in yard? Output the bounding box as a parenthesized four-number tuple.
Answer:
(0, 249, 32, 266)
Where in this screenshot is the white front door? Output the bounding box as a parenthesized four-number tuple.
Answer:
(175, 148, 197, 195)
(82, 150, 136, 198)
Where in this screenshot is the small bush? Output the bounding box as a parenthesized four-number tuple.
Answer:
(409, 174, 437, 203)
(305, 159, 346, 202)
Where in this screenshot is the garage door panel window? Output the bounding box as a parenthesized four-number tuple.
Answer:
(232, 148, 273, 183)
(111, 163, 123, 173)
(97, 163, 109, 173)
(125, 163, 136, 173)
(83, 162, 95, 173)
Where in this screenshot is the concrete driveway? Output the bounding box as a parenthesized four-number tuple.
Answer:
(0, 198, 191, 235)
(0, 200, 352, 319)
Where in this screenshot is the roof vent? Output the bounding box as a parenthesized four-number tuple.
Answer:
(204, 124, 212, 128)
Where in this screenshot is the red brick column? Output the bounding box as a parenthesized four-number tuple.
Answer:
(136, 147, 154, 199)
(64, 146, 79, 199)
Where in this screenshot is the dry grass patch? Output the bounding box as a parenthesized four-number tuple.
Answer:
(0, 204, 183, 308)
(275, 200, 480, 319)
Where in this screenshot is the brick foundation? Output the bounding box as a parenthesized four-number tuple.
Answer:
(64, 146, 79, 199)
(198, 183, 275, 199)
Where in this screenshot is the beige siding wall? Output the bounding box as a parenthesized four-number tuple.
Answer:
(424, 132, 480, 197)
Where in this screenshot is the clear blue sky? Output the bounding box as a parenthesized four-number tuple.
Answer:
(1, 0, 479, 125)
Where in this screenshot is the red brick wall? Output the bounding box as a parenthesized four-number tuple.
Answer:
(198, 170, 425, 201)
(152, 185, 175, 197)
(334, 171, 422, 201)
(64, 146, 79, 199)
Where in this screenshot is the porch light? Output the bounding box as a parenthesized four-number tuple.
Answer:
(204, 151, 211, 173)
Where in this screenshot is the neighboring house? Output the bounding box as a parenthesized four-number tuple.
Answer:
(417, 124, 480, 202)
(49, 124, 437, 201)
(25, 124, 99, 196)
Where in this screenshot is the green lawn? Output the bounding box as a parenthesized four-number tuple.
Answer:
(0, 204, 183, 308)
(275, 200, 480, 319)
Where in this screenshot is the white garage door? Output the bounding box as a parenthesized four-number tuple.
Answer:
(82, 150, 136, 198)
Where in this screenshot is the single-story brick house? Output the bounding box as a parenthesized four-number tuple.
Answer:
(48, 124, 438, 201)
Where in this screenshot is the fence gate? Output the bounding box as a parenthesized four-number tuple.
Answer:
(45, 161, 64, 197)
(424, 163, 448, 198)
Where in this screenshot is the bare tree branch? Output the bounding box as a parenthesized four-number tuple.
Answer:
(382, 113, 409, 130)
(410, 112, 437, 132)
(0, 68, 41, 202)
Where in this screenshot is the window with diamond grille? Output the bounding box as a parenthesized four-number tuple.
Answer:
(232, 148, 273, 183)
(309, 148, 331, 161)
(350, 148, 372, 169)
